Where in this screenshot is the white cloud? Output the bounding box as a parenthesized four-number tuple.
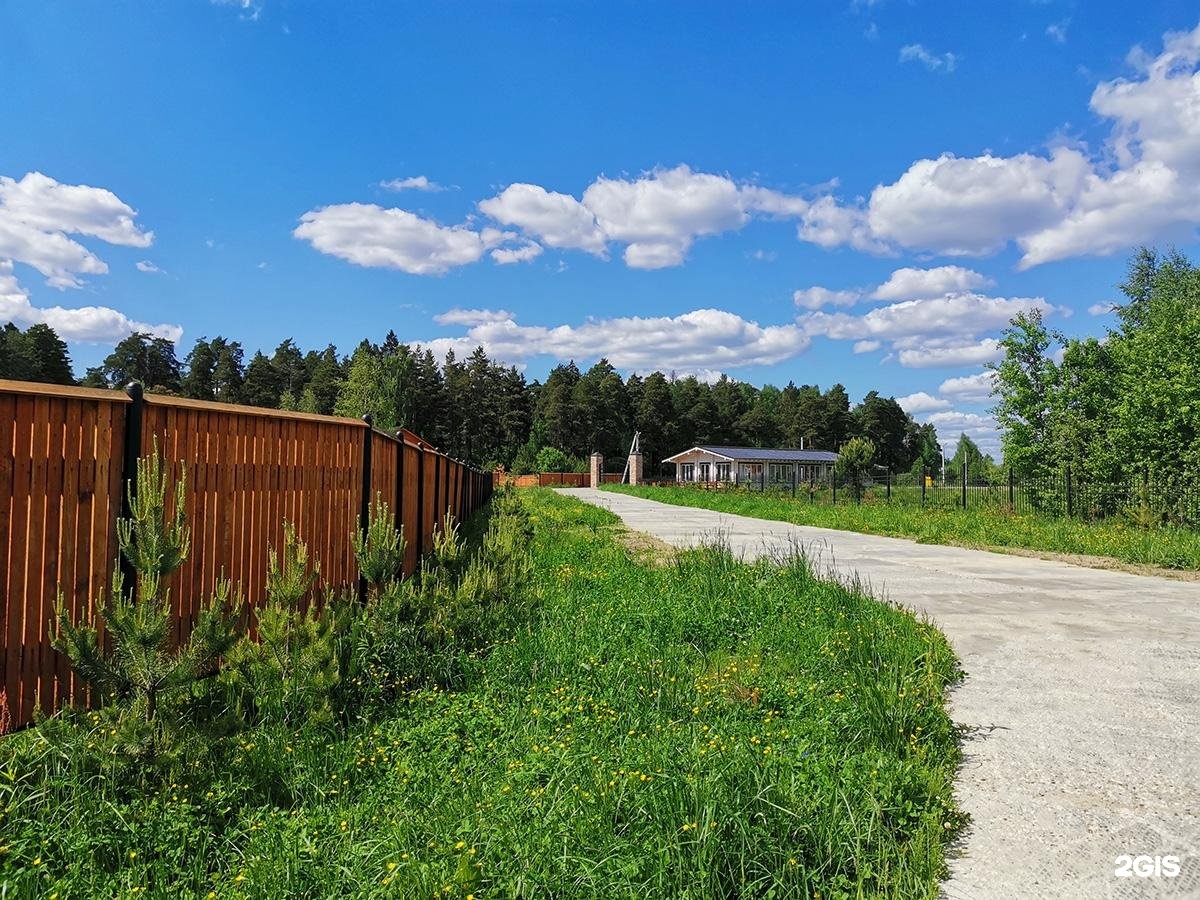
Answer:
(803, 24, 1200, 267)
(476, 165, 811, 270)
(898, 339, 1004, 368)
(380, 175, 443, 192)
(0, 172, 154, 289)
(478, 183, 607, 254)
(747, 249, 777, 262)
(1087, 302, 1115, 315)
(490, 241, 543, 265)
(853, 340, 881, 353)
(433, 308, 515, 326)
(0, 172, 175, 344)
(867, 149, 1090, 257)
(896, 391, 951, 413)
(424, 307, 811, 372)
(899, 44, 959, 73)
(793, 286, 862, 310)
(802, 292, 1062, 346)
(923, 410, 1001, 455)
(938, 370, 997, 402)
(870, 265, 993, 300)
(0, 260, 181, 343)
(1046, 20, 1069, 44)
(293, 203, 514, 275)
(135, 260, 163, 274)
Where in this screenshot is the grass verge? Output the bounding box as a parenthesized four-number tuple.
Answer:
(1, 489, 962, 898)
(603, 484, 1200, 572)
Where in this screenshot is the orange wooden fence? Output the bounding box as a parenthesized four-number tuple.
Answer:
(0, 380, 492, 728)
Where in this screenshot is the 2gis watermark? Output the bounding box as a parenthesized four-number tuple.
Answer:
(1114, 855, 1182, 878)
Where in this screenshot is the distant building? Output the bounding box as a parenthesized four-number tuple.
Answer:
(662, 445, 838, 485)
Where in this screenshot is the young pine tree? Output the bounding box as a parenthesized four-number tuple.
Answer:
(52, 447, 240, 765)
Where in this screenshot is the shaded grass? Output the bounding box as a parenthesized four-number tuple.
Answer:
(604, 484, 1200, 571)
(1, 489, 962, 898)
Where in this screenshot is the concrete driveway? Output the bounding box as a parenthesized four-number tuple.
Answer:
(560, 488, 1200, 899)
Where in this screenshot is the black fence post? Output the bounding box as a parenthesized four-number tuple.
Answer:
(394, 431, 405, 541)
(1065, 463, 1074, 518)
(961, 462, 967, 510)
(358, 415, 373, 604)
(120, 381, 145, 594)
(1008, 466, 1015, 511)
(886, 467, 892, 503)
(920, 467, 926, 507)
(832, 476, 837, 506)
(791, 469, 797, 499)
(415, 442, 426, 558)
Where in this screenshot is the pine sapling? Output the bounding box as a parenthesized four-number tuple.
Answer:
(52, 446, 240, 761)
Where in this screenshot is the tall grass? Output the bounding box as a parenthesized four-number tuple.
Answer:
(1, 490, 962, 898)
(605, 484, 1200, 571)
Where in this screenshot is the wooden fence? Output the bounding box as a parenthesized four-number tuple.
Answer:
(0, 379, 492, 728)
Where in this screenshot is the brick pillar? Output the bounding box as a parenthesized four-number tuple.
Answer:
(628, 452, 644, 485)
(590, 452, 603, 488)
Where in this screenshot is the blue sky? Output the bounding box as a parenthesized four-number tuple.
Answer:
(2, 1, 1199, 454)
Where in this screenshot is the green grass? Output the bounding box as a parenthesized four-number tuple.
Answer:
(1, 489, 963, 898)
(604, 484, 1200, 571)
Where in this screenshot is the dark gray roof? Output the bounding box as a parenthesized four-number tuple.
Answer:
(697, 445, 838, 463)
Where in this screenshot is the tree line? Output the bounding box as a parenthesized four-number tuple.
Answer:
(0, 322, 943, 476)
(992, 248, 1200, 504)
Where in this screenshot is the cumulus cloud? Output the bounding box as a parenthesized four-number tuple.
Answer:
(899, 44, 959, 73)
(491, 241, 543, 265)
(896, 391, 951, 413)
(423, 307, 811, 372)
(433, 308, 516, 326)
(797, 23, 1200, 268)
(479, 183, 606, 254)
(380, 175, 443, 192)
(0, 260, 181, 343)
(798, 287, 1057, 369)
(136, 260, 163, 274)
(938, 370, 997, 402)
(793, 285, 862, 310)
(897, 339, 1004, 368)
(0, 172, 178, 343)
(870, 265, 994, 300)
(293, 203, 515, 275)
(1088, 302, 1115, 315)
(477, 165, 811, 270)
(923, 410, 1001, 454)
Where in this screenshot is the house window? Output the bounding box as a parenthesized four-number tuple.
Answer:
(698, 462, 711, 482)
(715, 462, 730, 481)
(740, 463, 763, 482)
(769, 463, 793, 483)
(679, 463, 694, 482)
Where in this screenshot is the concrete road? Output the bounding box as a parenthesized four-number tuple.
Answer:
(560, 488, 1200, 899)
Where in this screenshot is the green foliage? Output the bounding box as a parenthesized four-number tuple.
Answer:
(224, 524, 341, 730)
(0, 322, 75, 384)
(3, 490, 962, 898)
(534, 445, 572, 473)
(834, 435, 875, 501)
(352, 492, 406, 597)
(84, 331, 182, 392)
(50, 448, 240, 772)
(992, 248, 1200, 520)
(608, 483, 1200, 571)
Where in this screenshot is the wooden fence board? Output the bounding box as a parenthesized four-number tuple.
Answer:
(0, 380, 491, 729)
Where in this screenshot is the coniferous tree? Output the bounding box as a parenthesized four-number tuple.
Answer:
(52, 447, 240, 768)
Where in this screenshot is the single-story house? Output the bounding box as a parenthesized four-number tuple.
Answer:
(662, 445, 839, 485)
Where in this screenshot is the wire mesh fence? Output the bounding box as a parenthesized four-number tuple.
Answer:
(681, 465, 1200, 528)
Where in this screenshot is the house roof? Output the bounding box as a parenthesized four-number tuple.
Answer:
(663, 445, 839, 464)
